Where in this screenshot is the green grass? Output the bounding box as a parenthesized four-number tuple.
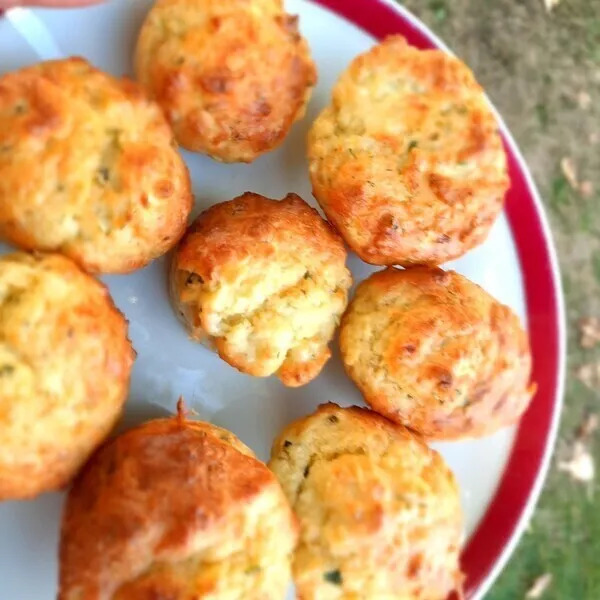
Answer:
(549, 175, 570, 213)
(535, 103, 550, 129)
(428, 0, 449, 23)
(592, 252, 600, 287)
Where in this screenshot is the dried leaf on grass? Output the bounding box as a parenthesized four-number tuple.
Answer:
(560, 157, 578, 190)
(590, 132, 599, 145)
(577, 413, 599, 441)
(577, 91, 591, 109)
(558, 441, 595, 482)
(579, 181, 594, 197)
(576, 362, 600, 389)
(543, 0, 562, 11)
(579, 317, 600, 348)
(525, 573, 553, 598)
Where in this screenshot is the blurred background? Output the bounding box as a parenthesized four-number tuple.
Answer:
(0, 0, 596, 597)
(402, 0, 599, 598)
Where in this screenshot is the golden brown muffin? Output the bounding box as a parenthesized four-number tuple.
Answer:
(308, 35, 509, 266)
(170, 192, 352, 386)
(0, 252, 134, 499)
(59, 409, 298, 600)
(135, 0, 316, 162)
(0, 57, 192, 274)
(340, 267, 536, 440)
(269, 403, 464, 599)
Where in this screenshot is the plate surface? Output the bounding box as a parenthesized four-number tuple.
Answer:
(0, 1, 565, 598)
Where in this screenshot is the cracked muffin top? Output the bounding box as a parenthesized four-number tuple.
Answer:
(0, 252, 134, 500)
(340, 266, 535, 440)
(269, 403, 463, 599)
(308, 35, 508, 266)
(170, 192, 351, 387)
(59, 411, 297, 599)
(0, 57, 192, 274)
(135, 0, 317, 162)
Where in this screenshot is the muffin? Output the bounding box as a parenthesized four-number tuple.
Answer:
(340, 267, 536, 440)
(269, 403, 464, 599)
(0, 57, 192, 274)
(308, 35, 509, 266)
(170, 192, 352, 386)
(59, 409, 298, 599)
(0, 252, 134, 499)
(135, 0, 317, 162)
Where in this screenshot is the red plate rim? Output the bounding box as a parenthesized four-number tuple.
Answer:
(310, 0, 566, 597)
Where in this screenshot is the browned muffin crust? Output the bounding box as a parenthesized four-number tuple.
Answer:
(59, 411, 297, 599)
(308, 35, 508, 266)
(170, 192, 352, 386)
(0, 252, 134, 499)
(0, 57, 192, 273)
(340, 267, 536, 439)
(269, 403, 464, 599)
(135, 0, 316, 162)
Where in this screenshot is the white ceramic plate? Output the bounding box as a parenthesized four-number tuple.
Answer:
(0, 1, 565, 598)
